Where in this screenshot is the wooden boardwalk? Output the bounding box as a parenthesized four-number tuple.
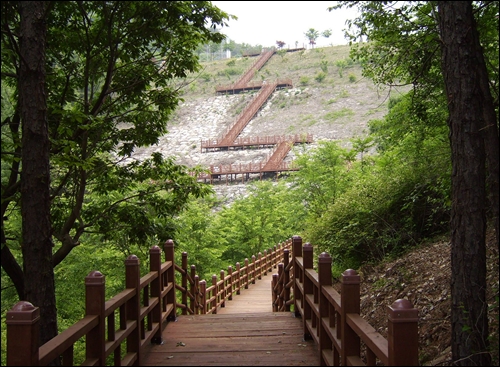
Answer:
(141, 275, 319, 366)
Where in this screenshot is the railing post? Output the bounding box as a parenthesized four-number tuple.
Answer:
(211, 275, 218, 314)
(272, 273, 279, 312)
(283, 248, 290, 311)
(387, 299, 419, 365)
(6, 301, 40, 366)
(194, 275, 200, 315)
(340, 269, 360, 366)
(292, 235, 303, 318)
(228, 266, 233, 300)
(85, 271, 106, 364)
(149, 246, 163, 344)
(302, 243, 314, 340)
(277, 263, 284, 311)
(200, 280, 207, 314)
(181, 252, 188, 315)
(164, 239, 176, 321)
(258, 252, 263, 279)
(125, 255, 142, 365)
(263, 250, 268, 275)
(318, 252, 332, 366)
(236, 262, 242, 294)
(251, 255, 256, 284)
(244, 259, 249, 289)
(190, 264, 196, 314)
(220, 270, 226, 307)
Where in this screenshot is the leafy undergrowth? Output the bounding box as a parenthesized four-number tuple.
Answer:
(332, 228, 499, 366)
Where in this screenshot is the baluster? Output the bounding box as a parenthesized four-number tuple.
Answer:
(228, 266, 233, 301)
(251, 255, 256, 284)
(149, 246, 162, 344)
(263, 250, 268, 275)
(244, 259, 249, 289)
(190, 265, 196, 314)
(258, 252, 263, 280)
(164, 239, 176, 321)
(283, 248, 290, 311)
(272, 273, 278, 311)
(194, 275, 200, 315)
(200, 280, 207, 315)
(388, 299, 419, 365)
(211, 275, 217, 313)
(318, 252, 332, 366)
(236, 262, 241, 294)
(181, 252, 188, 315)
(220, 270, 225, 307)
(277, 263, 284, 311)
(6, 301, 40, 366)
(340, 269, 360, 366)
(292, 235, 303, 318)
(302, 243, 313, 340)
(125, 255, 142, 364)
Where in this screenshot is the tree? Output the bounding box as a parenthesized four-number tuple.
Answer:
(1, 0, 230, 348)
(329, 1, 498, 364)
(438, 2, 497, 365)
(17, 0, 58, 349)
(304, 28, 319, 48)
(276, 40, 285, 49)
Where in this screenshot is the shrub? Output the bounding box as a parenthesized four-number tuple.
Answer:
(299, 76, 310, 86)
(315, 72, 326, 83)
(348, 73, 357, 83)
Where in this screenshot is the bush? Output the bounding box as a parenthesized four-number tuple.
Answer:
(348, 73, 357, 83)
(299, 76, 310, 86)
(315, 72, 326, 83)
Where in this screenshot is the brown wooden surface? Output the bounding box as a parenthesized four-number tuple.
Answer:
(142, 276, 319, 366)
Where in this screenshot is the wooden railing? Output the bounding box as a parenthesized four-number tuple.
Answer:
(5, 239, 291, 366)
(272, 236, 419, 366)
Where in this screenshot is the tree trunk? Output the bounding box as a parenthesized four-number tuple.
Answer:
(438, 2, 491, 365)
(19, 0, 59, 352)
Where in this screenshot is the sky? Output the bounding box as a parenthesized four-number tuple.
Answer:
(210, 1, 359, 49)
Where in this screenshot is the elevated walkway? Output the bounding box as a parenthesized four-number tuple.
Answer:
(216, 49, 276, 94)
(141, 278, 319, 366)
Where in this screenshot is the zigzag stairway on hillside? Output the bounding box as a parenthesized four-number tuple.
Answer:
(198, 48, 313, 184)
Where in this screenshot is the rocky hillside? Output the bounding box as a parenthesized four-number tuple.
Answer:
(127, 45, 407, 203)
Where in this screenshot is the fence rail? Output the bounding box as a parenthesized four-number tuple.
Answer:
(6, 239, 291, 366)
(272, 236, 419, 366)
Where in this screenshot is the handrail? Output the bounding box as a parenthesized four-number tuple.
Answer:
(6, 239, 292, 365)
(272, 236, 419, 366)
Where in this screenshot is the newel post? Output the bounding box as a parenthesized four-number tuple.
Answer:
(272, 273, 279, 312)
(387, 299, 419, 365)
(164, 239, 176, 321)
(220, 270, 226, 307)
(292, 235, 303, 318)
(263, 250, 268, 275)
(125, 255, 142, 365)
(149, 246, 163, 344)
(318, 252, 332, 366)
(302, 243, 314, 340)
(244, 259, 249, 289)
(340, 269, 360, 366)
(6, 301, 40, 366)
(85, 270, 106, 364)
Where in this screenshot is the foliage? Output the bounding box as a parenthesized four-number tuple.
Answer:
(211, 181, 306, 264)
(304, 28, 320, 48)
(1, 0, 229, 313)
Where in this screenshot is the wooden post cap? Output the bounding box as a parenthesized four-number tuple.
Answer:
(388, 299, 418, 322)
(318, 252, 332, 263)
(125, 254, 140, 265)
(85, 271, 105, 285)
(6, 301, 40, 324)
(341, 269, 360, 284)
(303, 242, 313, 252)
(149, 245, 161, 254)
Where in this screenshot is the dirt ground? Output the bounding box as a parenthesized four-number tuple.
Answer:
(330, 229, 499, 366)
